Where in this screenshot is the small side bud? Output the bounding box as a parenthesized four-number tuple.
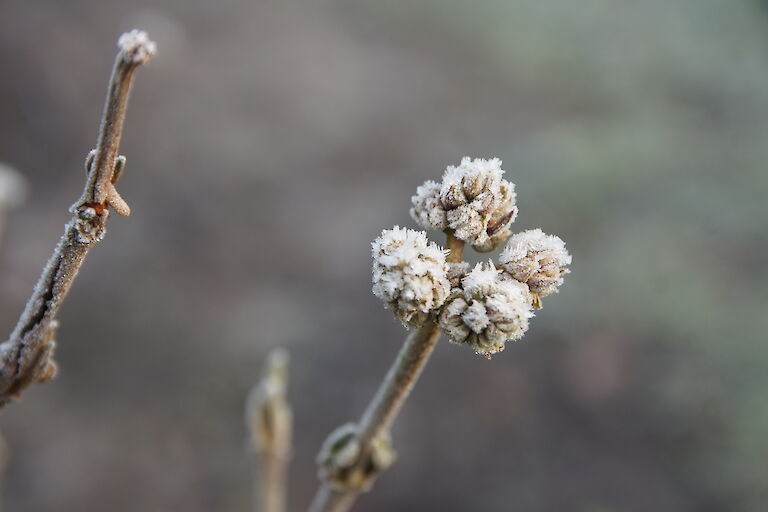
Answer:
(317, 423, 395, 492)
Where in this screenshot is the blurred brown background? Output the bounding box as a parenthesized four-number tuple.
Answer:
(1, 1, 766, 511)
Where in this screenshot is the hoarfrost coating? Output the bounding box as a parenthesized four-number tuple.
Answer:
(410, 157, 517, 252)
(500, 228, 571, 300)
(118, 30, 157, 64)
(371, 227, 450, 327)
(439, 262, 534, 357)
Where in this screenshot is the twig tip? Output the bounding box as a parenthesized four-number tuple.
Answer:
(118, 29, 157, 65)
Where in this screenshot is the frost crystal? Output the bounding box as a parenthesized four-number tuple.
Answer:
(500, 229, 571, 305)
(438, 262, 534, 357)
(372, 226, 450, 327)
(409, 157, 517, 252)
(118, 30, 157, 65)
(409, 180, 446, 231)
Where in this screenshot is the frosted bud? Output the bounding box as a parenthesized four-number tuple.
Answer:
(317, 423, 396, 491)
(372, 226, 450, 327)
(409, 180, 447, 231)
(500, 229, 571, 307)
(439, 262, 534, 358)
(410, 157, 518, 252)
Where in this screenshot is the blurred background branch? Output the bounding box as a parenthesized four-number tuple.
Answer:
(246, 349, 292, 512)
(0, 164, 26, 248)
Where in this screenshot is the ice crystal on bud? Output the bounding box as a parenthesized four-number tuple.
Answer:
(372, 227, 450, 327)
(500, 229, 571, 305)
(439, 262, 533, 357)
(409, 157, 517, 251)
(409, 180, 446, 231)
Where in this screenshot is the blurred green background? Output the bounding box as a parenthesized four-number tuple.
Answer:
(0, 0, 766, 510)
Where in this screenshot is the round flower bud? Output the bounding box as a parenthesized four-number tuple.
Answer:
(409, 157, 518, 252)
(439, 262, 534, 358)
(372, 226, 450, 327)
(499, 229, 571, 306)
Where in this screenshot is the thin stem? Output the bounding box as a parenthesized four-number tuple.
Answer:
(0, 31, 156, 407)
(247, 350, 292, 512)
(355, 320, 441, 452)
(308, 485, 355, 512)
(444, 229, 465, 263)
(308, 231, 465, 512)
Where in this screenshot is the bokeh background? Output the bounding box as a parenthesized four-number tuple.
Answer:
(0, 1, 766, 511)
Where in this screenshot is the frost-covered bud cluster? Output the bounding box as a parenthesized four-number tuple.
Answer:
(410, 157, 517, 252)
(372, 227, 450, 327)
(373, 157, 571, 357)
(500, 229, 571, 306)
(439, 262, 534, 358)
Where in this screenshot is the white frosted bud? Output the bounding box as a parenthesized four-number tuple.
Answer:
(439, 262, 533, 358)
(409, 180, 447, 231)
(372, 226, 450, 327)
(410, 157, 518, 251)
(500, 229, 571, 305)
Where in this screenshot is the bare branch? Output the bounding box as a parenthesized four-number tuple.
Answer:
(0, 30, 156, 407)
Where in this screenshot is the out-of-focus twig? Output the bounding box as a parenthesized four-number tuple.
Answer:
(0, 30, 156, 407)
(246, 349, 292, 512)
(0, 163, 27, 247)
